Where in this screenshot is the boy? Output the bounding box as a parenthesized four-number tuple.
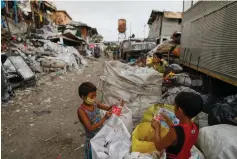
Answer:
(152, 92, 203, 159)
(78, 82, 122, 159)
(151, 53, 168, 73)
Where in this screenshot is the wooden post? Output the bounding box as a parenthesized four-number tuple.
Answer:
(4, 15, 12, 37)
(30, 1, 35, 28)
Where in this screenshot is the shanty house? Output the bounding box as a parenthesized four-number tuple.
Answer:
(147, 10, 182, 44)
(57, 21, 98, 55)
(66, 21, 98, 43)
(51, 10, 72, 25)
(1, 1, 57, 35)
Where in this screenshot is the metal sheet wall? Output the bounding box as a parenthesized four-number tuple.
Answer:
(180, 1, 237, 82)
(148, 15, 162, 39)
(161, 18, 182, 37)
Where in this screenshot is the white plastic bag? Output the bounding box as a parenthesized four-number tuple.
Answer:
(169, 64, 183, 72)
(91, 115, 131, 159)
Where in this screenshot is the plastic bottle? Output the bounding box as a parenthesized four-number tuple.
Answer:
(154, 108, 179, 128)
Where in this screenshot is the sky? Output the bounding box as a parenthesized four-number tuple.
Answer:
(55, 1, 183, 41)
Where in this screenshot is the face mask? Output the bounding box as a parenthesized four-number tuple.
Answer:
(84, 96, 95, 105)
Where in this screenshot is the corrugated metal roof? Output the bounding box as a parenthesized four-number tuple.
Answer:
(55, 10, 72, 20)
(43, 1, 57, 11)
(49, 32, 86, 44)
(68, 20, 88, 27)
(147, 10, 163, 25)
(164, 11, 182, 19)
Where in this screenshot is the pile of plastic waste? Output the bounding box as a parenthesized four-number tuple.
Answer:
(1, 24, 88, 103)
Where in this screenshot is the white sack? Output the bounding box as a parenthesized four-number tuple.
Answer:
(119, 107, 133, 134)
(91, 115, 131, 159)
(99, 61, 163, 124)
(197, 124, 237, 159)
(124, 146, 204, 159)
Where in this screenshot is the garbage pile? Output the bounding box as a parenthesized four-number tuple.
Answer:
(206, 94, 237, 126)
(1, 24, 88, 103)
(94, 60, 237, 159)
(148, 31, 181, 58)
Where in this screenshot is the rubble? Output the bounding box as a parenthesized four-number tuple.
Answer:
(1, 64, 14, 103)
(1, 23, 88, 103)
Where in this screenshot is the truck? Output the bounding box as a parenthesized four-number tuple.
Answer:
(180, 1, 237, 94)
(120, 39, 156, 62)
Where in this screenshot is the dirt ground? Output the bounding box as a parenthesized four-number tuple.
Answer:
(1, 57, 107, 159)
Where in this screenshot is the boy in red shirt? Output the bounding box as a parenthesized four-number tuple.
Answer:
(152, 92, 203, 159)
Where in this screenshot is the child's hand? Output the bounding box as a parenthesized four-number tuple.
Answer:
(160, 113, 173, 127)
(151, 119, 160, 130)
(105, 110, 112, 119)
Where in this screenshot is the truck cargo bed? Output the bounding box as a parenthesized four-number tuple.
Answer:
(180, 1, 237, 86)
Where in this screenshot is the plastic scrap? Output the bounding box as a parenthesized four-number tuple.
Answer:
(1, 65, 14, 103)
(210, 94, 237, 126)
(168, 64, 183, 72)
(2, 54, 36, 90)
(160, 86, 199, 105)
(33, 25, 60, 39)
(17, 1, 31, 16)
(43, 41, 87, 70)
(8, 56, 35, 80)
